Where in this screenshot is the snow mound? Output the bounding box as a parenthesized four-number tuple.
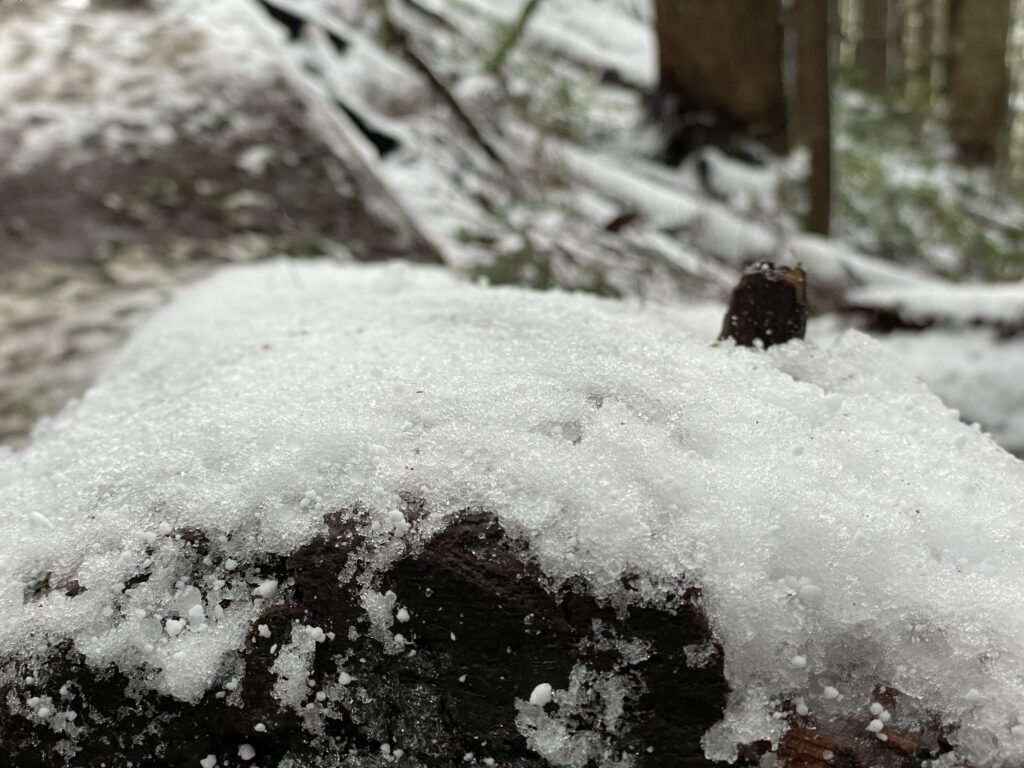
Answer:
(3, 261, 1024, 765)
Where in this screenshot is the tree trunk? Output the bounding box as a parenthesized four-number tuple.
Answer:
(947, 0, 1011, 164)
(653, 0, 788, 158)
(856, 0, 889, 91)
(795, 0, 833, 235)
(887, 0, 907, 92)
(939, 0, 957, 92)
(919, 0, 935, 87)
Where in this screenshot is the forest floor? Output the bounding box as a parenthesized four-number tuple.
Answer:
(0, 0, 416, 444)
(2, 0, 1024, 455)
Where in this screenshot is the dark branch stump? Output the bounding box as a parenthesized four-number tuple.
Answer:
(720, 263, 808, 348)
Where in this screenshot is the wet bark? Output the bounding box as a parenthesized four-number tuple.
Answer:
(720, 263, 809, 347)
(0, 512, 728, 767)
(0, 505, 955, 768)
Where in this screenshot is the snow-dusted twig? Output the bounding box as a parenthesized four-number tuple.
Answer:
(234, 0, 446, 263)
(485, 0, 544, 74)
(379, 0, 522, 188)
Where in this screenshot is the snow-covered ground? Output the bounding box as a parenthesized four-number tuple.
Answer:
(4, 261, 1024, 766)
(0, 0, 406, 444)
(0, 0, 277, 174)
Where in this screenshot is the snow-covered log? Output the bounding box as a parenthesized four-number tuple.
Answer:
(847, 281, 1024, 334)
(3, 262, 1024, 767)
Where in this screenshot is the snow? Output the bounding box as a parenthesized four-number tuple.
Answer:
(517, 663, 634, 767)
(451, 0, 657, 89)
(850, 281, 1024, 327)
(0, 0, 281, 174)
(4, 260, 1024, 765)
(271, 624, 318, 710)
(253, 578, 279, 599)
(816, 323, 1024, 455)
(530, 683, 554, 707)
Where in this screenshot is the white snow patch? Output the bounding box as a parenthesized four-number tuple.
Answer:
(529, 683, 554, 707)
(0, 0, 282, 173)
(271, 623, 318, 710)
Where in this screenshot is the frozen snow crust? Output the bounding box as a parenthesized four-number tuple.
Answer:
(3, 260, 1024, 765)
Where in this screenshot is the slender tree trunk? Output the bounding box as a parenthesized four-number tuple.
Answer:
(902, 0, 933, 103)
(938, 0, 957, 93)
(887, 0, 907, 92)
(947, 0, 1011, 164)
(654, 0, 788, 155)
(795, 0, 833, 234)
(856, 0, 889, 91)
(916, 0, 936, 99)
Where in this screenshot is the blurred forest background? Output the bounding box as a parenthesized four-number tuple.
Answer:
(2, 0, 1024, 453)
(658, 0, 1024, 276)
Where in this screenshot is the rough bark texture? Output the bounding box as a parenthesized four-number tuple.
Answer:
(0, 507, 955, 768)
(795, 0, 833, 235)
(720, 263, 808, 347)
(947, 0, 1011, 164)
(856, 0, 889, 92)
(653, 0, 787, 159)
(0, 511, 729, 767)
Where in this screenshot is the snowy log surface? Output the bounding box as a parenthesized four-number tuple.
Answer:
(847, 282, 1024, 333)
(3, 262, 1024, 766)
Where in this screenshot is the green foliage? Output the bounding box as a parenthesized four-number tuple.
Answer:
(835, 92, 1024, 280)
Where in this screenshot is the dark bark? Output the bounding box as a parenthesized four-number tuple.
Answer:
(845, 300, 1024, 336)
(720, 263, 809, 348)
(947, 0, 1011, 164)
(795, 0, 833, 235)
(0, 511, 729, 767)
(0, 510, 954, 768)
(653, 0, 788, 160)
(887, 0, 907, 92)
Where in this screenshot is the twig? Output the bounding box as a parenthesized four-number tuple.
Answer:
(379, 0, 521, 187)
(486, 0, 544, 74)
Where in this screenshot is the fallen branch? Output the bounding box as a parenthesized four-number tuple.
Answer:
(380, 0, 522, 186)
(237, 0, 445, 263)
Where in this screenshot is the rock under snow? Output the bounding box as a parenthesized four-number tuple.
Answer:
(2, 261, 1024, 766)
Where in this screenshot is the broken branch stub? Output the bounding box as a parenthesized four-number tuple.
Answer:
(720, 263, 808, 348)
